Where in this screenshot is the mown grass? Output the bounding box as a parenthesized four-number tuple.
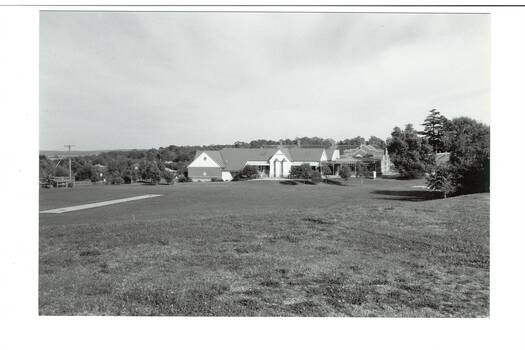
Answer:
(39, 180, 489, 316)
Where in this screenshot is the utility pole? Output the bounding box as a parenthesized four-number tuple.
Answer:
(64, 144, 75, 186)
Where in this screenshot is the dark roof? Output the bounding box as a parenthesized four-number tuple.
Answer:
(288, 148, 325, 162)
(219, 148, 276, 171)
(195, 150, 225, 167)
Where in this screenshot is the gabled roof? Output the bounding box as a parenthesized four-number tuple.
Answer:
(195, 150, 225, 167)
(288, 148, 325, 162)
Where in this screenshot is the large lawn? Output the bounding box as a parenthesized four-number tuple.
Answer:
(39, 178, 489, 316)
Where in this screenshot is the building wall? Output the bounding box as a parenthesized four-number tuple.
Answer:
(290, 161, 320, 167)
(245, 161, 269, 166)
(269, 150, 291, 178)
(188, 166, 222, 180)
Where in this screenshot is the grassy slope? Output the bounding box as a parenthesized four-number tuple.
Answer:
(39, 181, 489, 316)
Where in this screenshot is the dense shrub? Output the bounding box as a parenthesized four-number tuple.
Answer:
(110, 175, 124, 185)
(178, 175, 191, 183)
(210, 177, 223, 182)
(240, 166, 259, 178)
(339, 165, 352, 180)
(427, 165, 456, 198)
(289, 163, 313, 179)
(234, 166, 259, 181)
(122, 174, 133, 184)
(162, 170, 175, 184)
(310, 170, 322, 184)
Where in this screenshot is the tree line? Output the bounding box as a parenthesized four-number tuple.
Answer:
(40, 110, 490, 197)
(386, 109, 489, 196)
(39, 136, 385, 184)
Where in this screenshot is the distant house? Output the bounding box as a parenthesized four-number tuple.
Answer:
(334, 145, 397, 176)
(187, 147, 331, 181)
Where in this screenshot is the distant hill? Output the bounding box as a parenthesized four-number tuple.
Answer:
(39, 149, 134, 158)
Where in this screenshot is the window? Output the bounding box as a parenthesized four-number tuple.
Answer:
(203, 156, 207, 160)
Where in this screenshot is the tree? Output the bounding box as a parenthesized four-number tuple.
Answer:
(338, 136, 365, 148)
(54, 165, 69, 177)
(234, 141, 249, 148)
(387, 124, 434, 178)
(39, 156, 54, 178)
(339, 165, 352, 180)
(443, 117, 490, 194)
(75, 165, 94, 181)
(367, 136, 386, 150)
(420, 109, 450, 153)
(295, 136, 334, 148)
(121, 167, 137, 184)
(139, 161, 161, 184)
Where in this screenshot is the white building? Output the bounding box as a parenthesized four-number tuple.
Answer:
(188, 147, 333, 181)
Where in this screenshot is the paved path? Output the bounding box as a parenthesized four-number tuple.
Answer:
(40, 194, 163, 214)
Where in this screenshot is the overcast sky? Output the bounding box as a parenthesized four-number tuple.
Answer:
(40, 12, 489, 150)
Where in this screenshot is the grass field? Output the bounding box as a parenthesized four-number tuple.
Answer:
(39, 178, 489, 316)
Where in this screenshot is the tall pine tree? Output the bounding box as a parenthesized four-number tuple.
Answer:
(420, 109, 449, 153)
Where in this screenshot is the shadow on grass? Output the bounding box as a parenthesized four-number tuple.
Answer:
(280, 178, 349, 186)
(323, 178, 348, 186)
(372, 190, 443, 202)
(280, 180, 299, 185)
(279, 180, 318, 185)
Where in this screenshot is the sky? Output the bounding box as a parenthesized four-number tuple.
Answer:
(40, 11, 490, 150)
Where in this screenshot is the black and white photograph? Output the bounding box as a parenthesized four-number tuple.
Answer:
(2, 2, 525, 349)
(38, 9, 491, 317)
